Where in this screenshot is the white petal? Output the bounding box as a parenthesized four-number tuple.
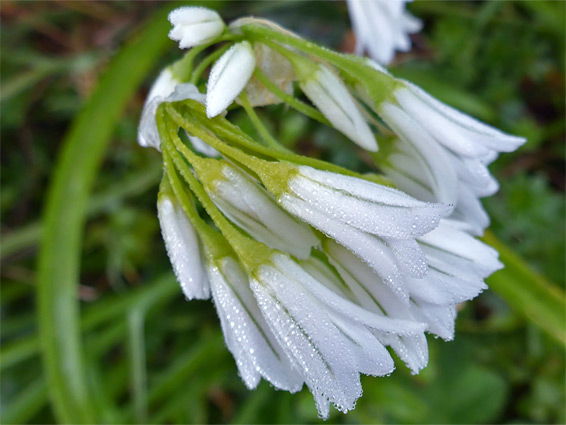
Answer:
(251, 273, 362, 417)
(395, 87, 491, 158)
(452, 185, 490, 236)
(273, 254, 425, 336)
(208, 257, 303, 391)
(210, 165, 319, 259)
(403, 81, 526, 153)
(168, 7, 225, 49)
(418, 220, 503, 278)
(383, 238, 428, 278)
(280, 195, 411, 303)
(300, 65, 378, 151)
(290, 167, 451, 239)
(157, 197, 210, 300)
(410, 302, 456, 340)
(347, 0, 421, 65)
(206, 41, 255, 117)
(379, 106, 459, 204)
(324, 241, 428, 373)
(405, 268, 487, 306)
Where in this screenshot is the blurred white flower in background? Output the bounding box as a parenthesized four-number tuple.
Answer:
(347, 0, 422, 64)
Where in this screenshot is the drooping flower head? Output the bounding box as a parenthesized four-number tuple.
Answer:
(136, 7, 524, 419)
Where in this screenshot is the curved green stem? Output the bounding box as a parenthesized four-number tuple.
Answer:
(158, 111, 271, 270)
(169, 102, 393, 186)
(252, 67, 329, 126)
(36, 7, 173, 423)
(238, 91, 290, 152)
(242, 24, 398, 105)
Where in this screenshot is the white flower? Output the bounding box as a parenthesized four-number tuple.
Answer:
(168, 7, 225, 49)
(250, 252, 426, 418)
(157, 194, 210, 300)
(274, 165, 452, 302)
(203, 163, 319, 259)
(300, 64, 378, 151)
(207, 255, 303, 391)
(206, 41, 256, 118)
(138, 73, 205, 150)
(324, 217, 502, 343)
(379, 81, 526, 234)
(347, 0, 422, 65)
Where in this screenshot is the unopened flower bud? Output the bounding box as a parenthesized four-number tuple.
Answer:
(168, 7, 225, 49)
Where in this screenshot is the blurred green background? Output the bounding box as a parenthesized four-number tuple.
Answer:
(1, 1, 564, 423)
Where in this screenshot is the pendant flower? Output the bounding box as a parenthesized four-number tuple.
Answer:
(258, 163, 451, 302)
(296, 62, 378, 151)
(250, 252, 426, 417)
(347, 0, 422, 64)
(196, 161, 319, 259)
(157, 192, 210, 300)
(378, 80, 526, 234)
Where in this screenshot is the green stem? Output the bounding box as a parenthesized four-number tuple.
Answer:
(483, 231, 566, 347)
(242, 24, 398, 105)
(128, 308, 148, 424)
(161, 151, 232, 261)
(252, 67, 329, 126)
(172, 33, 240, 82)
(159, 113, 272, 270)
(170, 102, 393, 186)
(239, 91, 290, 152)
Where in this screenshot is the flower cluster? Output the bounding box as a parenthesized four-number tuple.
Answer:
(138, 6, 525, 418)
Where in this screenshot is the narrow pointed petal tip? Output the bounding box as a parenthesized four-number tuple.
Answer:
(206, 41, 256, 118)
(157, 196, 210, 300)
(168, 7, 225, 49)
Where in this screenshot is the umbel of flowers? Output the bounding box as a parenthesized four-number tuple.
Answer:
(138, 7, 525, 418)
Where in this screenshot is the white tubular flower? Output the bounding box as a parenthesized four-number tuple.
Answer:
(168, 7, 225, 49)
(206, 41, 256, 118)
(379, 80, 526, 234)
(157, 194, 210, 300)
(207, 255, 303, 391)
(204, 163, 319, 259)
(275, 165, 451, 303)
(251, 252, 425, 418)
(347, 0, 422, 65)
(138, 74, 205, 150)
(300, 64, 378, 151)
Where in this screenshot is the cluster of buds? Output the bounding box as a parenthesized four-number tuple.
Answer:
(138, 6, 525, 418)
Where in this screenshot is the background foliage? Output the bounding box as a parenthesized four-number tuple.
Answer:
(1, 1, 564, 423)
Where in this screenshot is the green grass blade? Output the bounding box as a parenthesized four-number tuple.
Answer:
(35, 7, 174, 422)
(484, 231, 566, 347)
